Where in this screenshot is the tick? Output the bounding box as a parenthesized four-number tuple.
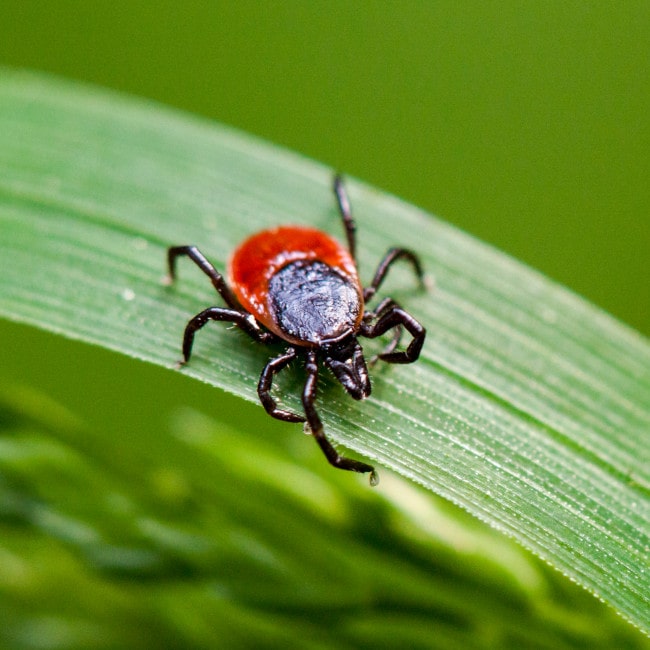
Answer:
(166, 175, 426, 484)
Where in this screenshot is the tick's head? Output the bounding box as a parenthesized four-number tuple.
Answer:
(322, 333, 370, 401)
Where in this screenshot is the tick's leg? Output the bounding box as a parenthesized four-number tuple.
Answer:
(258, 348, 305, 423)
(370, 326, 402, 366)
(180, 307, 274, 364)
(363, 298, 401, 364)
(303, 350, 378, 484)
(363, 297, 398, 322)
(166, 245, 240, 309)
(361, 305, 425, 364)
(333, 174, 357, 262)
(364, 248, 425, 302)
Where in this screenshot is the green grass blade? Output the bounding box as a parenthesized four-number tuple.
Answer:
(0, 69, 648, 636)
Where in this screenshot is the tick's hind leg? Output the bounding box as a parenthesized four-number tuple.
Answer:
(166, 245, 240, 309)
(303, 351, 378, 485)
(333, 175, 358, 262)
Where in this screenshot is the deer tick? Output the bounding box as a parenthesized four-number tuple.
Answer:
(166, 175, 426, 484)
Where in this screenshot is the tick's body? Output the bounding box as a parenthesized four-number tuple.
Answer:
(166, 176, 426, 484)
(229, 226, 363, 346)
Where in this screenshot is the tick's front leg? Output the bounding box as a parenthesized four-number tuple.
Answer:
(258, 348, 305, 423)
(302, 350, 378, 485)
(361, 304, 425, 364)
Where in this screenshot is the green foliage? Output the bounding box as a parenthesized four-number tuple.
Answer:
(0, 70, 648, 647)
(0, 389, 647, 649)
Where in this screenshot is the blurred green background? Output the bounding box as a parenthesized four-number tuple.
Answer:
(2, 0, 648, 439)
(1, 3, 649, 647)
(1, 1, 648, 337)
